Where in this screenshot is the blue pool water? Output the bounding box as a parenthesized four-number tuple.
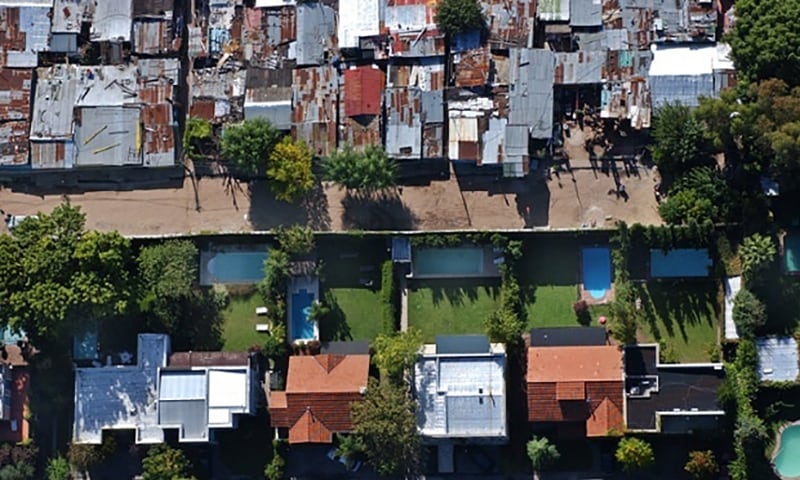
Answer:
(650, 249, 711, 278)
(582, 247, 611, 300)
(785, 234, 800, 273)
(774, 425, 800, 477)
(414, 247, 484, 276)
(290, 289, 316, 340)
(206, 251, 268, 284)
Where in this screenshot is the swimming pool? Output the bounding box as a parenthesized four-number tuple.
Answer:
(290, 289, 316, 341)
(203, 251, 268, 284)
(774, 424, 800, 478)
(414, 247, 484, 277)
(650, 249, 711, 278)
(582, 247, 611, 300)
(785, 234, 800, 273)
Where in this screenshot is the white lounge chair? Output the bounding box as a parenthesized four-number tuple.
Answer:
(256, 324, 270, 332)
(256, 306, 268, 316)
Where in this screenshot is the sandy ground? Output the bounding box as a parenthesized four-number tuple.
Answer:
(0, 125, 662, 235)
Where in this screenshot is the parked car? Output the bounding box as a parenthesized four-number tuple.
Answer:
(326, 447, 362, 472)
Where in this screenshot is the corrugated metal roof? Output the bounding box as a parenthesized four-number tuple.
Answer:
(485, 0, 535, 49)
(159, 371, 207, 400)
(454, 47, 490, 87)
(51, 0, 89, 34)
(0, 6, 50, 67)
(344, 65, 384, 117)
(133, 19, 176, 55)
(74, 106, 141, 167)
(570, 0, 602, 26)
(295, 2, 335, 66)
(389, 30, 446, 58)
(538, 0, 570, 21)
(91, 0, 133, 42)
(338, 0, 380, 49)
(757, 337, 799, 382)
(508, 48, 554, 139)
(292, 65, 337, 156)
(650, 74, 713, 107)
(385, 1, 436, 33)
(554, 51, 604, 84)
(0, 68, 31, 122)
(0, 120, 29, 166)
(133, 0, 174, 18)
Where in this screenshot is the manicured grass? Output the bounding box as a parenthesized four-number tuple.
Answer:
(407, 280, 500, 341)
(322, 287, 384, 341)
(221, 288, 266, 352)
(525, 285, 582, 328)
(635, 281, 720, 362)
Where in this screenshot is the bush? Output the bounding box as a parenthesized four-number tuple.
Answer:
(649, 102, 711, 178)
(265, 440, 286, 480)
(220, 118, 281, 175)
(740, 233, 776, 285)
(527, 436, 560, 472)
(45, 456, 70, 480)
(380, 261, 397, 334)
(615, 437, 654, 472)
(322, 144, 397, 192)
(658, 167, 735, 225)
(183, 117, 212, 160)
(435, 0, 485, 36)
(275, 225, 315, 257)
(684, 450, 719, 480)
(732, 289, 766, 339)
(573, 300, 590, 325)
(267, 137, 315, 203)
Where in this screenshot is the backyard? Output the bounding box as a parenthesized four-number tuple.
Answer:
(407, 279, 501, 341)
(221, 287, 266, 352)
(634, 280, 720, 362)
(319, 287, 384, 341)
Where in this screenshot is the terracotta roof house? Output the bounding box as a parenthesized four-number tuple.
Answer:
(268, 353, 370, 444)
(0, 344, 31, 443)
(527, 345, 624, 437)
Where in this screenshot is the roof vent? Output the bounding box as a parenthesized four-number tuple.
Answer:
(359, 386, 367, 395)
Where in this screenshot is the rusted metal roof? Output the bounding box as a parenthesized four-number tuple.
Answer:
(344, 65, 385, 117)
(133, 19, 178, 55)
(0, 120, 29, 166)
(0, 68, 32, 122)
(385, 86, 444, 159)
(389, 30, 445, 57)
(243, 6, 296, 66)
(454, 47, 490, 88)
(0, 6, 51, 67)
(485, 0, 535, 49)
(388, 61, 445, 90)
(554, 51, 604, 84)
(292, 65, 337, 156)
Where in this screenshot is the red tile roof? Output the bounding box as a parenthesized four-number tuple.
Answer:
(344, 66, 384, 117)
(269, 354, 370, 444)
(527, 346, 623, 436)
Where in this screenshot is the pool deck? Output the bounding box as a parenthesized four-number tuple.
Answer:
(409, 245, 502, 279)
(287, 275, 320, 343)
(772, 420, 800, 480)
(579, 282, 615, 305)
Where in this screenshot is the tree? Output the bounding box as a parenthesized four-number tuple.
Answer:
(434, 0, 485, 37)
(684, 450, 719, 480)
(615, 437, 654, 472)
(137, 240, 198, 299)
(649, 102, 711, 178)
(322, 145, 397, 192)
(45, 456, 70, 480)
(335, 434, 367, 468)
(527, 436, 560, 473)
(658, 167, 736, 225)
(740, 233, 777, 282)
(275, 225, 315, 257)
(267, 137, 315, 202)
(264, 439, 286, 480)
(0, 203, 133, 345)
(484, 308, 525, 347)
(182, 117, 212, 160)
(732, 289, 767, 339)
(0, 464, 34, 480)
(220, 118, 281, 175)
(727, 0, 800, 86)
(67, 443, 102, 474)
(351, 379, 422, 477)
(259, 249, 291, 324)
(141, 444, 194, 480)
(372, 328, 423, 383)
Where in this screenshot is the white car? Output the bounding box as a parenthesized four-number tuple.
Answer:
(326, 447, 362, 472)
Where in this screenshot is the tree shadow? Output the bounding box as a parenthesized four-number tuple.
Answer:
(636, 281, 718, 344)
(341, 190, 418, 230)
(144, 290, 225, 352)
(318, 290, 353, 342)
(302, 182, 331, 231)
(417, 278, 501, 308)
(247, 180, 308, 231)
(515, 179, 550, 228)
(753, 266, 800, 335)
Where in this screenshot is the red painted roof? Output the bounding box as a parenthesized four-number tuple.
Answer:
(269, 354, 370, 444)
(344, 66, 384, 117)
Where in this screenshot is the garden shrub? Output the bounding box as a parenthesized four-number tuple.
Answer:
(380, 261, 397, 334)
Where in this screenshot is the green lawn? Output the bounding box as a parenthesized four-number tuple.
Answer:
(407, 280, 500, 341)
(635, 281, 720, 362)
(525, 285, 582, 328)
(320, 288, 384, 341)
(221, 288, 266, 352)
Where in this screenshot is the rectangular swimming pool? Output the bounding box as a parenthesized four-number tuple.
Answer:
(414, 247, 484, 277)
(582, 247, 611, 300)
(290, 289, 316, 341)
(650, 249, 711, 278)
(785, 233, 800, 273)
(202, 250, 268, 284)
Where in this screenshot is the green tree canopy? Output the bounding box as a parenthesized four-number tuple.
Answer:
(67, 443, 102, 474)
(649, 102, 711, 178)
(183, 117, 212, 160)
(351, 378, 422, 477)
(267, 137, 315, 202)
(727, 0, 800, 86)
(372, 328, 423, 383)
(220, 118, 281, 175)
(275, 225, 315, 257)
(264, 439, 286, 480)
(658, 167, 736, 225)
(732, 289, 767, 339)
(740, 233, 777, 283)
(527, 435, 560, 472)
(322, 145, 397, 192)
(435, 0, 485, 36)
(684, 450, 720, 480)
(0, 204, 133, 345)
(137, 240, 198, 299)
(45, 456, 70, 480)
(142, 444, 195, 480)
(615, 437, 655, 472)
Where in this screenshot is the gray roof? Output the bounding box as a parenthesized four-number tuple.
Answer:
(757, 337, 799, 382)
(538, 0, 570, 21)
(295, 3, 335, 66)
(530, 327, 607, 347)
(6, 6, 50, 67)
(244, 102, 292, 131)
(91, 0, 133, 42)
(414, 342, 507, 441)
(436, 335, 490, 355)
(555, 51, 604, 84)
(74, 107, 142, 167)
(509, 49, 554, 139)
(569, 0, 601, 26)
(650, 74, 714, 108)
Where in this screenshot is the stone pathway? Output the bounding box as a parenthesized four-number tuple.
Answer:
(400, 275, 409, 332)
